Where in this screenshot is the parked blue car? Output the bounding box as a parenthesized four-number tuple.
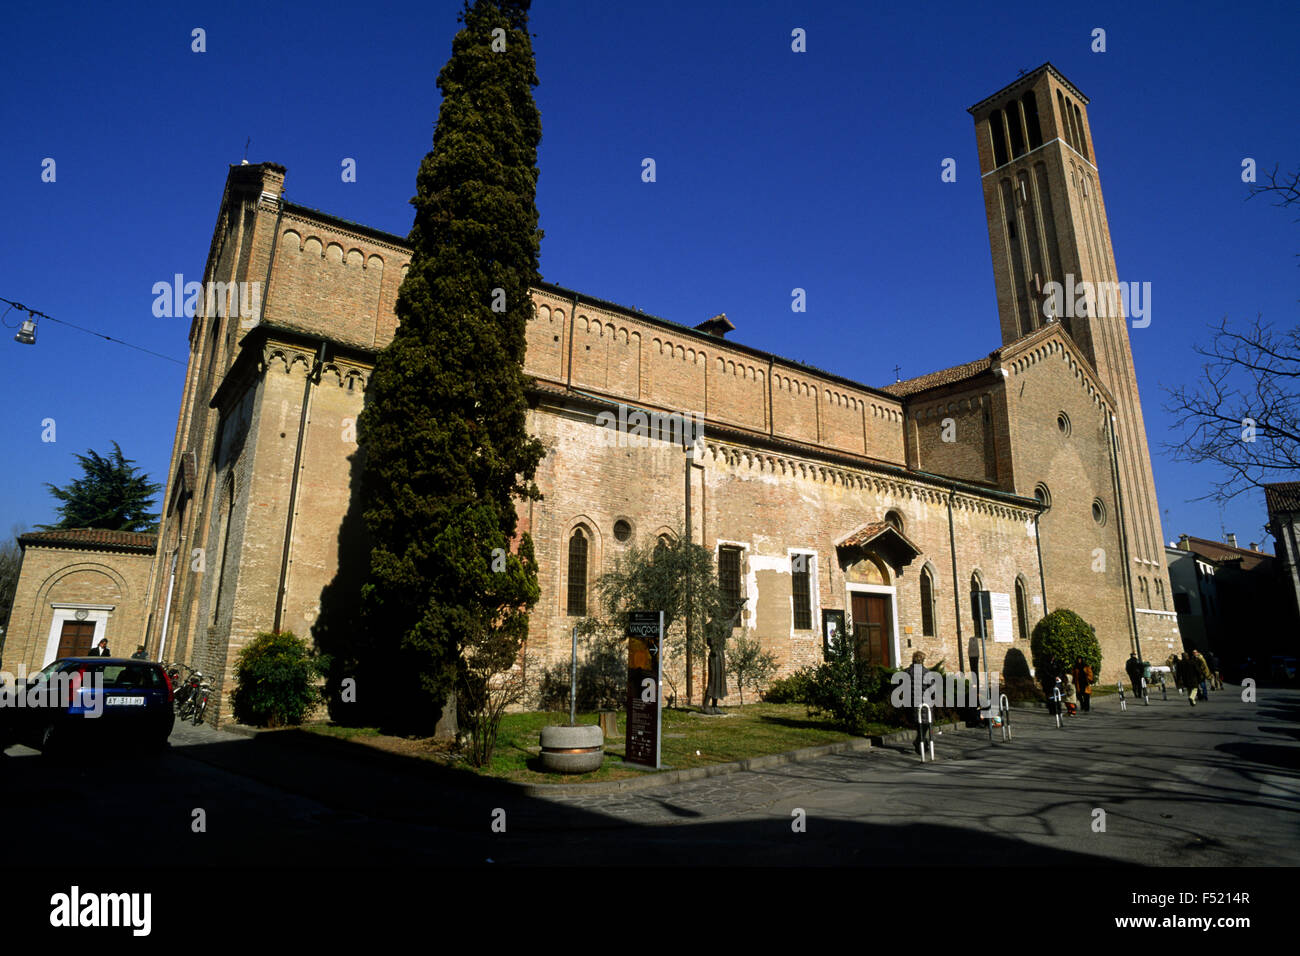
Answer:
(0, 658, 175, 754)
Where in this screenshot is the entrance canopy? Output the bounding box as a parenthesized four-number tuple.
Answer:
(834, 521, 922, 573)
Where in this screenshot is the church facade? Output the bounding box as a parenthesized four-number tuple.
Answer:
(139, 63, 1180, 724)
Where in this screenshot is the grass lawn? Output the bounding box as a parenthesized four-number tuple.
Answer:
(304, 703, 893, 785)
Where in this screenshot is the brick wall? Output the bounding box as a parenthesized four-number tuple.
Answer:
(148, 160, 1170, 725)
(526, 402, 1048, 702)
(3, 545, 154, 674)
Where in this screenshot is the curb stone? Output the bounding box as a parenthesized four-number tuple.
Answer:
(521, 718, 991, 795)
(201, 717, 986, 798)
(515, 737, 878, 796)
(872, 720, 965, 747)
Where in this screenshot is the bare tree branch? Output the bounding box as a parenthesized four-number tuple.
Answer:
(1164, 314, 1300, 502)
(1246, 162, 1300, 221)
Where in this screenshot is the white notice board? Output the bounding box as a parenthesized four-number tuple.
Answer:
(989, 591, 1013, 642)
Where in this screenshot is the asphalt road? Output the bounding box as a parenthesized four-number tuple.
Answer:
(3, 683, 1297, 867)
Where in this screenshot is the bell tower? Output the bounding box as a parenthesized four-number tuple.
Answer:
(969, 63, 1178, 653)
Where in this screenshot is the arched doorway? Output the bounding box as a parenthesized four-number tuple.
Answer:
(842, 554, 893, 666)
(835, 521, 922, 668)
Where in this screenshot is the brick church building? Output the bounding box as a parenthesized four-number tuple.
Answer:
(138, 63, 1180, 723)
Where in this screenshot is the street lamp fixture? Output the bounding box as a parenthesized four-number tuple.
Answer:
(14, 316, 37, 345)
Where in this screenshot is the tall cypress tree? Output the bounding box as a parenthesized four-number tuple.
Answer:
(349, 0, 544, 733)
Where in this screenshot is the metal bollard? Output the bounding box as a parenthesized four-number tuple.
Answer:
(999, 693, 1011, 742)
(1051, 688, 1064, 729)
(1160, 673, 1167, 701)
(917, 704, 935, 762)
(1117, 679, 1127, 711)
(1140, 676, 1150, 705)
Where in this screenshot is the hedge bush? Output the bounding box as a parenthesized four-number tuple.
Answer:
(1030, 608, 1102, 681)
(797, 635, 908, 732)
(229, 630, 325, 728)
(762, 665, 817, 703)
(1000, 675, 1046, 703)
(535, 641, 624, 712)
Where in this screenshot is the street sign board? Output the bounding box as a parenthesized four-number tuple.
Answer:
(625, 610, 664, 769)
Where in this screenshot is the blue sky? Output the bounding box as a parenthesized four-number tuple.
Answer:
(1, 0, 1297, 551)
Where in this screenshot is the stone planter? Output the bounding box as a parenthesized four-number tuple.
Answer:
(539, 723, 604, 774)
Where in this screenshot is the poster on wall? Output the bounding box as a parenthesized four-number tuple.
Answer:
(822, 609, 846, 658)
(989, 591, 1013, 642)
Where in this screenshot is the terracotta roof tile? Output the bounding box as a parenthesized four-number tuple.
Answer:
(837, 521, 893, 548)
(1178, 536, 1273, 567)
(882, 357, 993, 397)
(19, 528, 157, 552)
(1264, 481, 1300, 514)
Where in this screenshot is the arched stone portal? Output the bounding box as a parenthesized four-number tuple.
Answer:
(835, 521, 922, 668)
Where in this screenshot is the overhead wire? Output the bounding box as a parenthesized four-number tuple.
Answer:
(0, 294, 187, 366)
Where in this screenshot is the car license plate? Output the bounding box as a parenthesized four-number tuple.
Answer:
(106, 696, 145, 706)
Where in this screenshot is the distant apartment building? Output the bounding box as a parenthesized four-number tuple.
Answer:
(1168, 531, 1295, 668)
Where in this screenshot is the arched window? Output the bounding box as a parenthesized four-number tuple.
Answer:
(919, 566, 936, 637)
(1072, 102, 1089, 159)
(1056, 90, 1076, 151)
(1006, 103, 1026, 158)
(1022, 91, 1043, 149)
(566, 528, 589, 616)
(212, 480, 235, 624)
(1033, 483, 1052, 509)
(989, 110, 1009, 167)
(653, 533, 673, 561)
(884, 510, 904, 534)
(1015, 578, 1030, 642)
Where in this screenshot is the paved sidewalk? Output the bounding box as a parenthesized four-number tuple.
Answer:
(156, 684, 1297, 865)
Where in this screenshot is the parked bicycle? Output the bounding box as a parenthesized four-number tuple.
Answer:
(183, 674, 213, 726)
(170, 665, 202, 718)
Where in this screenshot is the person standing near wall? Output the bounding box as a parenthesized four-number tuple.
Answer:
(1073, 656, 1093, 713)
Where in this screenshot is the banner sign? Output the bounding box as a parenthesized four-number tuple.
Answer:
(625, 610, 664, 768)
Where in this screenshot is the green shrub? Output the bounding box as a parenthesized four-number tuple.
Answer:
(728, 634, 780, 705)
(535, 641, 625, 712)
(762, 666, 817, 703)
(1030, 608, 1102, 680)
(1001, 675, 1045, 703)
(229, 630, 325, 728)
(801, 637, 890, 733)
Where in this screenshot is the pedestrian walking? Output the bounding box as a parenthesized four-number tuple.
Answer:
(88, 638, 110, 658)
(1040, 655, 1061, 699)
(1073, 656, 1094, 713)
(1178, 654, 1200, 705)
(1125, 653, 1144, 698)
(1062, 673, 1078, 717)
(1207, 651, 1224, 690)
(1193, 650, 1212, 701)
(907, 651, 930, 755)
(1166, 653, 1182, 691)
